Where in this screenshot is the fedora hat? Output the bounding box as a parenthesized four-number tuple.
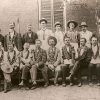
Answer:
(40, 18, 47, 24)
(67, 20, 78, 28)
(79, 22, 88, 27)
(54, 22, 62, 27)
(1, 63, 13, 74)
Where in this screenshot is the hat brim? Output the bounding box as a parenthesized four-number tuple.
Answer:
(40, 19, 47, 23)
(79, 25, 88, 27)
(67, 21, 78, 28)
(55, 23, 62, 27)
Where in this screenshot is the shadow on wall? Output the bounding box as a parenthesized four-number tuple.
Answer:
(0, 0, 39, 35)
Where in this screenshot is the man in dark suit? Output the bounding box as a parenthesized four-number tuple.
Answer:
(0, 29, 4, 48)
(69, 38, 91, 87)
(4, 22, 23, 52)
(23, 24, 38, 51)
(30, 39, 49, 89)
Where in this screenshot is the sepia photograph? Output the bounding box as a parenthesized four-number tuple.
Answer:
(0, 0, 100, 100)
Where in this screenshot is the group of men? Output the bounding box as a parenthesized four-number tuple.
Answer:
(0, 18, 100, 93)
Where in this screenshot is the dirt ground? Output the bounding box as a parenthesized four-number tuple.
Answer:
(0, 84, 100, 100)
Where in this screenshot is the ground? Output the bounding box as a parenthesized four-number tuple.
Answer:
(0, 84, 100, 100)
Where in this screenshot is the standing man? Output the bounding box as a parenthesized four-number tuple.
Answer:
(37, 18, 54, 50)
(79, 22, 93, 48)
(88, 36, 100, 86)
(54, 22, 64, 50)
(4, 22, 23, 52)
(69, 38, 91, 87)
(23, 24, 38, 51)
(65, 20, 79, 58)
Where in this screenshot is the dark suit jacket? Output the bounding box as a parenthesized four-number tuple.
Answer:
(23, 31, 38, 45)
(76, 46, 92, 63)
(62, 45, 75, 60)
(0, 34, 4, 47)
(32, 48, 47, 66)
(4, 31, 23, 51)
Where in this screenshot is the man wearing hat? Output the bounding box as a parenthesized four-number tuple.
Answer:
(54, 22, 64, 50)
(46, 36, 62, 86)
(65, 20, 80, 58)
(3, 43, 20, 93)
(79, 22, 93, 48)
(4, 22, 23, 52)
(23, 24, 38, 52)
(37, 18, 54, 50)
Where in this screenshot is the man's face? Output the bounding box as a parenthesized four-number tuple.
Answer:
(24, 43, 29, 50)
(55, 25, 61, 31)
(8, 45, 14, 51)
(40, 21, 47, 29)
(69, 23, 75, 29)
(81, 26, 87, 32)
(27, 25, 32, 31)
(64, 38, 70, 45)
(49, 39, 55, 47)
(80, 39, 86, 46)
(91, 37, 98, 46)
(35, 40, 41, 48)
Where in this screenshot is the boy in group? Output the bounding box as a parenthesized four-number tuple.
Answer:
(61, 36, 75, 87)
(37, 18, 53, 50)
(88, 36, 100, 86)
(46, 36, 61, 86)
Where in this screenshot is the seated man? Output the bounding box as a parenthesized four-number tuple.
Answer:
(46, 36, 61, 86)
(69, 38, 91, 87)
(2, 43, 19, 93)
(19, 43, 31, 89)
(88, 36, 100, 86)
(30, 39, 48, 89)
(61, 36, 75, 87)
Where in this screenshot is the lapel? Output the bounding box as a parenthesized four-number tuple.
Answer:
(47, 47, 58, 62)
(78, 46, 87, 57)
(91, 45, 99, 59)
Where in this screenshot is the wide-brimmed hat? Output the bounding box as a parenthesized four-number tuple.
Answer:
(40, 18, 47, 24)
(9, 22, 15, 29)
(48, 36, 57, 46)
(67, 20, 78, 28)
(54, 22, 62, 27)
(1, 63, 13, 74)
(79, 22, 88, 27)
